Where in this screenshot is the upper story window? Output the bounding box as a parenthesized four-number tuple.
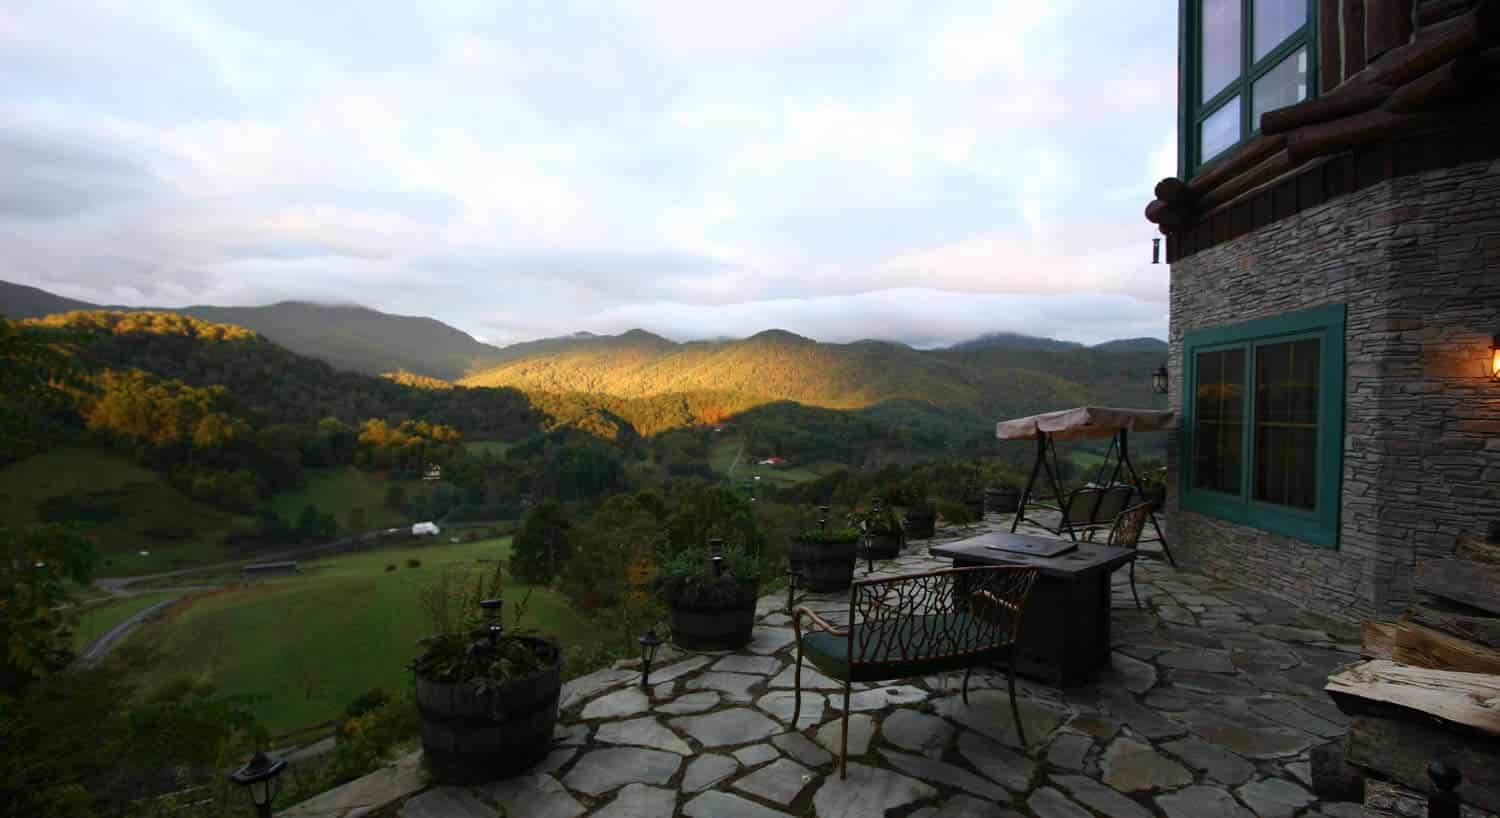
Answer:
(1181, 305, 1345, 547)
(1183, 0, 1317, 175)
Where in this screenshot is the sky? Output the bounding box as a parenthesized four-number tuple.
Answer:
(0, 0, 1178, 349)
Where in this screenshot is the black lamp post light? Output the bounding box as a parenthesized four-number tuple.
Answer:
(638, 628, 663, 688)
(710, 537, 725, 577)
(480, 595, 504, 645)
(231, 751, 285, 818)
(1152, 364, 1169, 395)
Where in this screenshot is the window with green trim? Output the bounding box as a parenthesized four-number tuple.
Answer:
(1180, 0, 1317, 175)
(1181, 305, 1345, 546)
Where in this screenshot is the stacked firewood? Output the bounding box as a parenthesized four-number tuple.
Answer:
(1322, 530, 1500, 815)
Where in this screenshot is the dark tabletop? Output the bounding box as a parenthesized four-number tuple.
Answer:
(930, 531, 1136, 579)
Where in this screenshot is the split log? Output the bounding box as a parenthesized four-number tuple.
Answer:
(1408, 603, 1500, 650)
(1344, 0, 1369, 76)
(1325, 659, 1500, 735)
(1367, 0, 1417, 59)
(1418, 0, 1479, 27)
(1414, 558, 1500, 615)
(1454, 529, 1500, 565)
(1365, 5, 1495, 87)
(1261, 81, 1392, 135)
(1153, 177, 1191, 204)
(1362, 621, 1398, 658)
(1345, 715, 1500, 814)
(1393, 621, 1500, 674)
(1384, 54, 1487, 111)
(1320, 0, 1343, 90)
(1185, 134, 1287, 197)
(1285, 108, 1446, 162)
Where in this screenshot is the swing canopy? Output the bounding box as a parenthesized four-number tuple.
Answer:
(995, 406, 1177, 442)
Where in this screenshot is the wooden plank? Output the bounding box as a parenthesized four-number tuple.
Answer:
(1365, 5, 1492, 86)
(1362, 621, 1398, 658)
(1383, 54, 1487, 111)
(1415, 559, 1500, 615)
(1418, 0, 1478, 27)
(1184, 134, 1287, 197)
(1455, 529, 1500, 565)
(1197, 149, 1298, 212)
(1408, 604, 1500, 650)
(1285, 108, 1444, 162)
(1262, 80, 1392, 135)
(1344, 0, 1369, 77)
(1326, 659, 1500, 735)
(1393, 621, 1500, 673)
(1367, 0, 1416, 59)
(1345, 715, 1500, 814)
(1320, 0, 1345, 91)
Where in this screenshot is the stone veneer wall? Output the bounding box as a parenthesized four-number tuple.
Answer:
(1166, 157, 1500, 622)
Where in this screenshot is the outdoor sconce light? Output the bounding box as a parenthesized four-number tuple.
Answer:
(1152, 364, 1169, 395)
(1490, 334, 1500, 382)
(231, 751, 286, 818)
(638, 628, 662, 688)
(479, 596, 504, 646)
(709, 538, 725, 577)
(1152, 237, 1162, 264)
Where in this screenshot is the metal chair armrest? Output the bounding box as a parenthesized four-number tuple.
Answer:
(793, 605, 849, 637)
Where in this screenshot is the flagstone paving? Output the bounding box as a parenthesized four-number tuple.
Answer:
(282, 517, 1366, 817)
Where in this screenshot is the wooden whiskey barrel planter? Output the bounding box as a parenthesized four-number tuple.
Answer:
(415, 636, 563, 785)
(985, 488, 1020, 514)
(668, 580, 758, 650)
(903, 509, 937, 539)
(965, 497, 987, 520)
(790, 538, 857, 593)
(865, 530, 902, 560)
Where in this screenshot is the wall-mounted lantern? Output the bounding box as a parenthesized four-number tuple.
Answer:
(1152, 237, 1162, 265)
(1152, 364, 1169, 395)
(1490, 334, 1500, 382)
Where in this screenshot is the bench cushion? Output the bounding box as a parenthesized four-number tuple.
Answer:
(800, 612, 1013, 683)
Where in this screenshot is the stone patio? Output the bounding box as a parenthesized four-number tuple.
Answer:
(284, 517, 1366, 818)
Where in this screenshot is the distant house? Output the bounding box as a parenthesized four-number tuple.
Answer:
(422, 464, 442, 481)
(412, 521, 441, 536)
(757, 456, 787, 466)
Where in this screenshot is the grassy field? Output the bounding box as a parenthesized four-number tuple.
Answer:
(464, 440, 512, 457)
(72, 591, 181, 651)
(269, 467, 416, 530)
(127, 536, 601, 733)
(0, 448, 244, 577)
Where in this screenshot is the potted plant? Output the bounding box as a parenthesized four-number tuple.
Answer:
(903, 494, 938, 540)
(789, 525, 863, 592)
(849, 505, 906, 560)
(411, 571, 563, 785)
(962, 465, 987, 520)
(1139, 467, 1167, 511)
(654, 544, 761, 650)
(985, 479, 1022, 514)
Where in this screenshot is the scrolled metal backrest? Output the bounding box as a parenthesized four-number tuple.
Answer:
(846, 566, 1039, 667)
(1063, 487, 1105, 525)
(1094, 486, 1134, 524)
(1106, 502, 1153, 550)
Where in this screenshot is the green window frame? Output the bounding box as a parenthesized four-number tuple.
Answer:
(1179, 0, 1319, 176)
(1181, 304, 1345, 546)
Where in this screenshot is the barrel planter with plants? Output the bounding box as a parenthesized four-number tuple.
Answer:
(985, 483, 1021, 514)
(850, 506, 906, 560)
(655, 545, 762, 650)
(789, 526, 861, 592)
(963, 494, 987, 521)
(411, 600, 563, 785)
(903, 502, 937, 539)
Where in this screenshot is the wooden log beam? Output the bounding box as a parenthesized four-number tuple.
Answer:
(1320, 0, 1345, 91)
(1362, 621, 1398, 658)
(1326, 659, 1500, 735)
(1344, 0, 1369, 76)
(1285, 107, 1445, 161)
(1368, 0, 1417, 59)
(1408, 603, 1500, 650)
(1393, 621, 1500, 673)
(1345, 715, 1500, 814)
(1185, 134, 1287, 197)
(1144, 200, 1192, 231)
(1384, 54, 1487, 110)
(1415, 558, 1500, 615)
(1366, 4, 1495, 87)
(1261, 80, 1393, 135)
(1418, 0, 1478, 27)
(1196, 149, 1297, 212)
(1153, 177, 1191, 204)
